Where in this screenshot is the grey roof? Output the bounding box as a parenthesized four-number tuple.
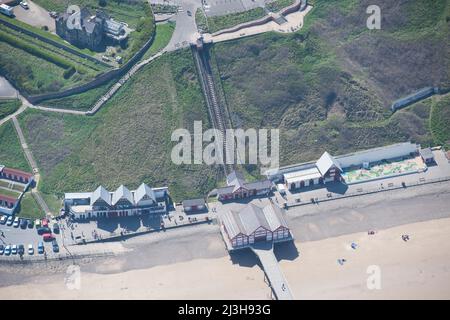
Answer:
(91, 186, 111, 206)
(134, 183, 155, 203)
(420, 147, 434, 159)
(262, 204, 288, 231)
(182, 198, 205, 207)
(222, 203, 289, 239)
(222, 210, 242, 239)
(244, 179, 272, 191)
(226, 171, 246, 192)
(238, 203, 271, 234)
(316, 151, 342, 176)
(215, 186, 235, 196)
(112, 185, 134, 205)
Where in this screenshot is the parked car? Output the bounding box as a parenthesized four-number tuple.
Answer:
(42, 218, 49, 227)
(18, 244, 24, 255)
(53, 223, 60, 234)
(0, 244, 4, 255)
(11, 244, 17, 255)
(6, 215, 13, 226)
(0, 215, 7, 224)
(52, 239, 59, 253)
(13, 217, 20, 228)
(28, 244, 34, 255)
(20, 218, 27, 229)
(4, 245, 11, 255)
(35, 219, 41, 228)
(20, 1, 29, 9)
(49, 11, 57, 18)
(37, 242, 44, 254)
(43, 233, 54, 242)
(37, 227, 51, 235)
(27, 219, 33, 229)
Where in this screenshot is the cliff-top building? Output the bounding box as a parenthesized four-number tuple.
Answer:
(55, 7, 129, 51)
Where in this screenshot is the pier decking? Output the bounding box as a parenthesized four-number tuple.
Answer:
(251, 242, 293, 300)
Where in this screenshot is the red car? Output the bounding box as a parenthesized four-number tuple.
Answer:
(42, 218, 49, 227)
(43, 233, 54, 242)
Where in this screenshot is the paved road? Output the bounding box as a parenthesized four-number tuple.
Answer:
(13, 2, 55, 32)
(286, 181, 450, 242)
(0, 77, 17, 98)
(166, 0, 202, 51)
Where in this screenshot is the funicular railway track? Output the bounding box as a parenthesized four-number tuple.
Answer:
(192, 44, 234, 176)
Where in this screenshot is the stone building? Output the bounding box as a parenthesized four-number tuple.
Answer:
(55, 7, 128, 51)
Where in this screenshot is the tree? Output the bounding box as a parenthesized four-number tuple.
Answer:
(98, 0, 107, 7)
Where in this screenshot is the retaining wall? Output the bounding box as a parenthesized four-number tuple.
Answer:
(211, 0, 303, 37)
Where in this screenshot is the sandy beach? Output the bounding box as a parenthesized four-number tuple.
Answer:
(281, 217, 450, 299)
(1, 217, 450, 299)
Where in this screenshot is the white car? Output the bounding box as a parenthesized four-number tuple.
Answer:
(28, 244, 34, 255)
(20, 1, 29, 9)
(13, 217, 20, 228)
(11, 244, 17, 255)
(6, 215, 13, 226)
(4, 245, 11, 255)
(0, 215, 7, 224)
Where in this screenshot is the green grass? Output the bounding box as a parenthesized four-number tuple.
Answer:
(207, 7, 266, 34)
(34, 0, 149, 29)
(16, 192, 44, 219)
(430, 94, 450, 149)
(143, 21, 175, 59)
(17, 49, 218, 202)
(41, 192, 63, 214)
(266, 0, 296, 12)
(195, 8, 209, 33)
(41, 22, 175, 111)
(0, 180, 25, 192)
(39, 78, 117, 111)
(151, 3, 178, 14)
(0, 41, 95, 95)
(211, 0, 448, 165)
(0, 99, 20, 120)
(0, 121, 31, 172)
(33, 0, 155, 63)
(0, 188, 20, 198)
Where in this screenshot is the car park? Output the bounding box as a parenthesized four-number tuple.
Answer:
(19, 1, 29, 9)
(4, 245, 11, 255)
(18, 244, 24, 255)
(53, 223, 60, 234)
(20, 218, 27, 229)
(37, 227, 51, 235)
(6, 216, 13, 226)
(0, 244, 4, 255)
(0, 215, 7, 224)
(28, 244, 34, 255)
(11, 244, 17, 255)
(27, 219, 33, 229)
(37, 242, 44, 254)
(52, 239, 59, 253)
(13, 217, 20, 228)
